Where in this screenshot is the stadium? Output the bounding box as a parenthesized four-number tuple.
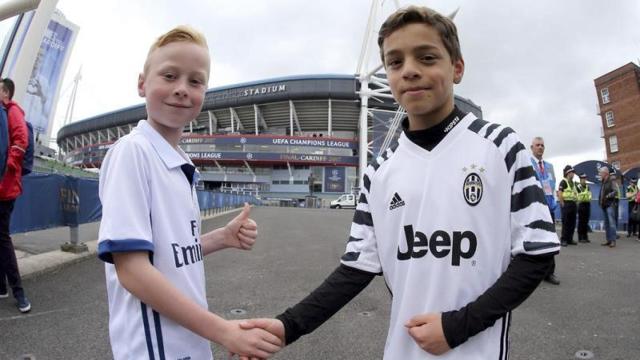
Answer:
(56, 74, 482, 201)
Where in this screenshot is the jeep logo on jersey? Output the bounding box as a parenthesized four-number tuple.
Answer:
(463, 172, 483, 206)
(397, 225, 477, 266)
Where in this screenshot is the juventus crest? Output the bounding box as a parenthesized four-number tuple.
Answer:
(463, 172, 483, 206)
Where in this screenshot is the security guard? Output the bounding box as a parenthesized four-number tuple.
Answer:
(576, 173, 592, 243)
(627, 178, 638, 237)
(557, 165, 578, 246)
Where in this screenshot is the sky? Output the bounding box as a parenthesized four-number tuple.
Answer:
(3, 0, 640, 180)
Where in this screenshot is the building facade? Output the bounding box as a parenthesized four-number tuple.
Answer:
(594, 62, 640, 172)
(57, 74, 482, 200)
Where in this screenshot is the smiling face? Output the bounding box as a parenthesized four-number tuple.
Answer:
(383, 23, 464, 130)
(138, 41, 210, 144)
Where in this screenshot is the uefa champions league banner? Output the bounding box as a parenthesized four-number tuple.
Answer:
(22, 19, 74, 137)
(324, 166, 346, 193)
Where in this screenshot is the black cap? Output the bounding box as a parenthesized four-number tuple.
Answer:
(579, 173, 587, 178)
(563, 165, 575, 176)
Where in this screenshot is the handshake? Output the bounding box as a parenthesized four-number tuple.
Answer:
(223, 318, 285, 359)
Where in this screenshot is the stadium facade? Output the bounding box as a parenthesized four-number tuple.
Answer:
(57, 74, 482, 200)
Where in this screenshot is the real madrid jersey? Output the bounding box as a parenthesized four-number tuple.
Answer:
(98, 120, 212, 360)
(341, 112, 560, 360)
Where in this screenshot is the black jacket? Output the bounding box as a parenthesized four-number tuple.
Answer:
(599, 177, 617, 208)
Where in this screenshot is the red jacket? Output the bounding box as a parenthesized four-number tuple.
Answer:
(0, 100, 27, 200)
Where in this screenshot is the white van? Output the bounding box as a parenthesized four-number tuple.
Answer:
(330, 193, 357, 209)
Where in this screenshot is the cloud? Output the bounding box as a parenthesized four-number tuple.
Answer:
(50, 0, 638, 165)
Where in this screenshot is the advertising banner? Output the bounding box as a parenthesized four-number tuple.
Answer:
(22, 18, 74, 137)
(187, 151, 358, 166)
(324, 166, 346, 193)
(181, 135, 357, 149)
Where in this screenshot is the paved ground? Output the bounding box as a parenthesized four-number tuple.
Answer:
(1, 207, 639, 360)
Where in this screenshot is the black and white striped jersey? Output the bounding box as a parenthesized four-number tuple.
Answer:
(341, 112, 560, 360)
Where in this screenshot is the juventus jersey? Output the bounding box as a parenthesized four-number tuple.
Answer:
(341, 113, 560, 360)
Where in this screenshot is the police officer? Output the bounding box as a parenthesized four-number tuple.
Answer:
(557, 165, 578, 246)
(576, 173, 592, 243)
(627, 178, 638, 237)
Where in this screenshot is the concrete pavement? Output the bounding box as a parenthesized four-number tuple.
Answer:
(1, 207, 639, 360)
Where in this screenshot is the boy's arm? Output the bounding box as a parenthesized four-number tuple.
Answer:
(242, 165, 383, 345)
(113, 251, 281, 358)
(275, 264, 376, 344)
(200, 203, 257, 255)
(240, 263, 376, 345)
(437, 253, 554, 348)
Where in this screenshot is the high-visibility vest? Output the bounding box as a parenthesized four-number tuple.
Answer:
(627, 184, 638, 201)
(577, 183, 592, 203)
(561, 178, 578, 202)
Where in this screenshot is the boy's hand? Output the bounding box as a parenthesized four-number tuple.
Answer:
(235, 319, 285, 360)
(221, 320, 282, 359)
(405, 312, 451, 355)
(224, 203, 258, 250)
(239, 318, 285, 343)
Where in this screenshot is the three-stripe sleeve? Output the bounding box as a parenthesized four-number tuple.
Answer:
(340, 165, 382, 274)
(503, 132, 560, 256)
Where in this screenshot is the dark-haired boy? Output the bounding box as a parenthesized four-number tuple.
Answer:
(242, 6, 559, 359)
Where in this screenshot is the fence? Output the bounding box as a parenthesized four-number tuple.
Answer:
(11, 173, 259, 235)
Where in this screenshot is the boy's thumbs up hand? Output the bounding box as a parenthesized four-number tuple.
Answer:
(237, 202, 251, 221)
(224, 203, 258, 250)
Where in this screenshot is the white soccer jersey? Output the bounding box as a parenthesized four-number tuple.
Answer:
(342, 113, 560, 360)
(98, 120, 211, 360)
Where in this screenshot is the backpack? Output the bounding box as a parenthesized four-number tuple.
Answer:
(0, 105, 8, 177)
(22, 120, 34, 175)
(4, 102, 34, 176)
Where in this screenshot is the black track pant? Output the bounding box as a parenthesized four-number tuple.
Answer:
(0, 200, 24, 298)
(561, 201, 577, 243)
(577, 202, 591, 240)
(628, 203, 638, 235)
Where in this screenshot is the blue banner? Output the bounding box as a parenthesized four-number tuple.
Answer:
(324, 166, 346, 193)
(573, 160, 619, 184)
(10, 174, 258, 234)
(22, 19, 74, 137)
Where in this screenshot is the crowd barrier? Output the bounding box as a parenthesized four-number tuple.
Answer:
(11, 173, 259, 235)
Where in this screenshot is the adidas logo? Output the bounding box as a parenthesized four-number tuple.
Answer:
(389, 192, 405, 210)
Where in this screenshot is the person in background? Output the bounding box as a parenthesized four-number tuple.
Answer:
(626, 178, 638, 238)
(576, 173, 592, 243)
(599, 167, 618, 248)
(557, 165, 578, 246)
(530, 137, 560, 285)
(0, 78, 31, 313)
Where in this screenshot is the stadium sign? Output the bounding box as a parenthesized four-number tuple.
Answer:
(181, 135, 357, 149)
(240, 84, 287, 97)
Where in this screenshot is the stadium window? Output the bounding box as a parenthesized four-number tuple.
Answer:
(605, 111, 615, 127)
(293, 180, 304, 185)
(608, 135, 618, 153)
(601, 88, 610, 104)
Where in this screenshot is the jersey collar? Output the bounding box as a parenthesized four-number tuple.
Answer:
(398, 112, 477, 158)
(135, 120, 194, 170)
